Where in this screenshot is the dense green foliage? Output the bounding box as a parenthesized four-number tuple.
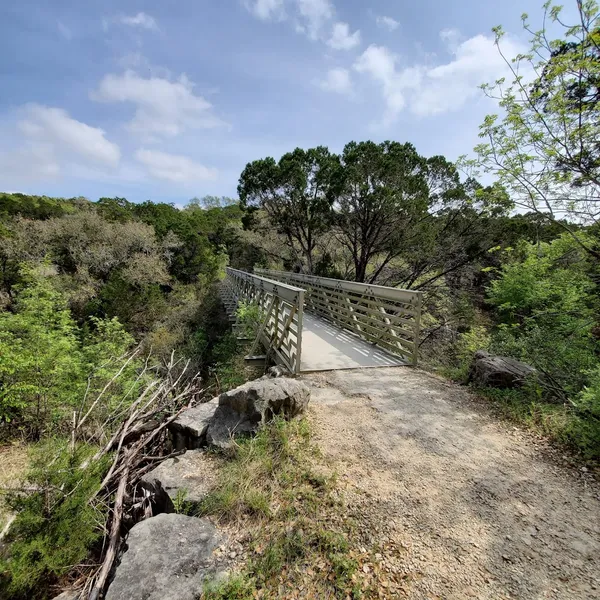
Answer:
(0, 441, 111, 599)
(489, 234, 599, 395)
(0, 270, 138, 437)
(0, 193, 255, 436)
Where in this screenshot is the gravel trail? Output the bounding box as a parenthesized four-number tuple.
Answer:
(303, 367, 600, 599)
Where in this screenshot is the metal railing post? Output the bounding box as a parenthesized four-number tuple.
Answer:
(295, 290, 305, 375)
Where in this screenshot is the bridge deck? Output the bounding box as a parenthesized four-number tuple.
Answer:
(300, 313, 405, 372)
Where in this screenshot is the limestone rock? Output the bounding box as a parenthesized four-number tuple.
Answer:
(51, 592, 81, 600)
(169, 398, 219, 450)
(268, 365, 291, 378)
(469, 350, 537, 389)
(105, 514, 227, 600)
(135, 478, 175, 516)
(141, 450, 218, 507)
(207, 376, 310, 449)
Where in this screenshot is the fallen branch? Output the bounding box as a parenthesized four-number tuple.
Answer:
(88, 462, 130, 600)
(71, 355, 202, 598)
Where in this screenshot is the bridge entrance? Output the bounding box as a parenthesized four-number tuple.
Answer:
(221, 268, 422, 374)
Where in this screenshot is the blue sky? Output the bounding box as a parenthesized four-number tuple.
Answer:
(0, 0, 551, 204)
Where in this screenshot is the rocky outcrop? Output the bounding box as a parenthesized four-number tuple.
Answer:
(105, 514, 227, 600)
(169, 377, 310, 451)
(141, 450, 218, 508)
(206, 377, 310, 448)
(469, 350, 537, 389)
(169, 398, 219, 450)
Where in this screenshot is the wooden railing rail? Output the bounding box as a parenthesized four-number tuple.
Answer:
(224, 267, 305, 375)
(255, 269, 422, 366)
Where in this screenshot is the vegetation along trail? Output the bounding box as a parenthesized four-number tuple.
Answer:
(305, 367, 600, 599)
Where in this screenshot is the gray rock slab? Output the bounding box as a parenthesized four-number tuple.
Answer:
(51, 592, 80, 600)
(105, 514, 227, 600)
(169, 398, 219, 450)
(206, 376, 310, 449)
(469, 350, 537, 389)
(141, 450, 218, 506)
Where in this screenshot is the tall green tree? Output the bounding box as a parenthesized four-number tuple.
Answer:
(468, 0, 600, 258)
(238, 147, 342, 273)
(335, 141, 430, 283)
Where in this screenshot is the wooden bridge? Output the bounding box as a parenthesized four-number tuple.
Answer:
(221, 268, 423, 375)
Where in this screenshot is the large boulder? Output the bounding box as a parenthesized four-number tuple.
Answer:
(206, 377, 310, 449)
(105, 514, 227, 600)
(169, 398, 219, 450)
(141, 450, 218, 508)
(469, 350, 537, 389)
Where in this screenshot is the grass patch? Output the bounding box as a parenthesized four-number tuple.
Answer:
(0, 443, 29, 533)
(210, 333, 263, 394)
(199, 417, 362, 599)
(476, 387, 600, 463)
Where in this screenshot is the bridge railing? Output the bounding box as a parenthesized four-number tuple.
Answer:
(224, 267, 305, 374)
(255, 269, 422, 366)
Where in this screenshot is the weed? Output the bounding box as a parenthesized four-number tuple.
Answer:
(199, 417, 363, 598)
(476, 386, 600, 462)
(203, 573, 257, 599)
(0, 440, 111, 599)
(173, 488, 190, 514)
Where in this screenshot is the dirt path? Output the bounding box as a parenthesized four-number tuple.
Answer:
(302, 367, 600, 600)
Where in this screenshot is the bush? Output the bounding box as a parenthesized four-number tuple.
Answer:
(487, 234, 599, 395)
(0, 271, 83, 436)
(478, 386, 600, 461)
(448, 325, 491, 382)
(0, 440, 111, 599)
(235, 300, 261, 339)
(0, 269, 140, 438)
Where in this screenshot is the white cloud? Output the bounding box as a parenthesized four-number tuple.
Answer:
(0, 105, 120, 182)
(410, 34, 527, 116)
(57, 21, 72, 40)
(376, 16, 399, 32)
(244, 0, 339, 42)
(135, 149, 218, 183)
(245, 0, 286, 21)
(354, 33, 527, 125)
(0, 143, 60, 180)
(92, 71, 226, 138)
(18, 104, 120, 166)
(327, 22, 360, 50)
(354, 45, 408, 124)
(319, 68, 352, 94)
(296, 0, 334, 39)
(439, 28, 462, 52)
(120, 12, 158, 31)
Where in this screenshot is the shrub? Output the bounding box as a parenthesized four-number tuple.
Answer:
(449, 325, 492, 382)
(478, 386, 600, 461)
(235, 300, 261, 339)
(0, 440, 111, 599)
(0, 271, 83, 436)
(0, 269, 140, 438)
(487, 234, 599, 396)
